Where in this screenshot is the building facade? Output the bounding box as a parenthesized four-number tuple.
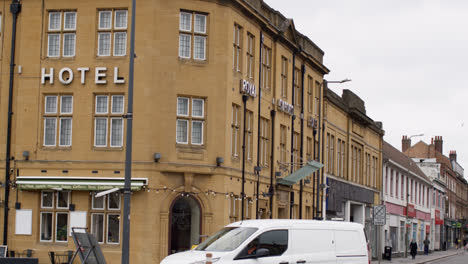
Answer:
(0, 0, 332, 262)
(322, 87, 384, 258)
(403, 136, 468, 249)
(382, 141, 432, 257)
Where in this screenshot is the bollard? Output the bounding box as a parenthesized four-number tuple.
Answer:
(206, 253, 213, 264)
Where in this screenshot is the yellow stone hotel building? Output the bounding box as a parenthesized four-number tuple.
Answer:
(0, 0, 340, 262)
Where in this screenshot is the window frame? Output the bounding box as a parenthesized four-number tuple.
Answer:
(176, 96, 206, 146)
(47, 10, 76, 58)
(106, 213, 121, 244)
(179, 11, 208, 61)
(97, 9, 128, 57)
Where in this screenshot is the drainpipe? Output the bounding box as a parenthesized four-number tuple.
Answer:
(299, 64, 305, 219)
(269, 109, 275, 219)
(289, 52, 295, 219)
(3, 0, 22, 246)
(255, 32, 263, 219)
(241, 94, 248, 220)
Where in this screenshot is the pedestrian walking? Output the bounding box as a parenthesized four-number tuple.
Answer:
(423, 237, 430, 255)
(410, 238, 418, 260)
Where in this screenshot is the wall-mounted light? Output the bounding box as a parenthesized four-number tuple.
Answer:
(22, 151, 30, 161)
(216, 157, 224, 167)
(154, 153, 161, 162)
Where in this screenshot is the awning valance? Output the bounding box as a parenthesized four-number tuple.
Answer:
(277, 160, 323, 186)
(15, 176, 148, 191)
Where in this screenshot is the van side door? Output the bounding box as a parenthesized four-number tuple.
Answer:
(234, 229, 291, 264)
(335, 230, 368, 264)
(289, 229, 336, 264)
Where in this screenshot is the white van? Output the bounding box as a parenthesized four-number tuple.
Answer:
(160, 219, 370, 264)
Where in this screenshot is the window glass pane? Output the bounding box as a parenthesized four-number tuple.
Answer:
(257, 230, 288, 256)
(44, 118, 57, 146)
(63, 33, 76, 56)
(176, 119, 188, 143)
(56, 213, 68, 242)
(95, 118, 107, 146)
(107, 214, 120, 244)
(194, 14, 206, 33)
(57, 191, 69, 208)
(194, 36, 206, 60)
(48, 34, 60, 57)
(42, 191, 54, 208)
(91, 214, 104, 243)
(177, 97, 189, 116)
(179, 34, 191, 58)
(96, 96, 108, 113)
(192, 99, 203, 117)
(114, 32, 127, 56)
(59, 118, 72, 146)
(41, 212, 53, 241)
(110, 118, 123, 147)
(61, 96, 73, 113)
(45, 96, 58, 113)
(115, 10, 128, 28)
(112, 96, 124, 113)
(98, 33, 111, 56)
(179, 12, 192, 31)
(108, 192, 121, 210)
(49, 12, 61, 30)
(64, 12, 76, 30)
(92, 195, 105, 209)
(99, 11, 112, 29)
(192, 121, 203, 144)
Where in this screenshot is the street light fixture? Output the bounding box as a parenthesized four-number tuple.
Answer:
(315, 78, 351, 219)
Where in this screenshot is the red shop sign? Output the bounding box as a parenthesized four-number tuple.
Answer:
(407, 204, 416, 218)
(435, 209, 444, 225)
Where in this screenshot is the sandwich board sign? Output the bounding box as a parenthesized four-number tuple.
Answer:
(373, 205, 386, 226)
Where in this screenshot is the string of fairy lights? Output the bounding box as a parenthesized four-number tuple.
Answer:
(143, 186, 260, 203)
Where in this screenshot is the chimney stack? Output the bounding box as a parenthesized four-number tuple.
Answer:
(449, 150, 457, 162)
(402, 135, 411, 152)
(434, 136, 443, 154)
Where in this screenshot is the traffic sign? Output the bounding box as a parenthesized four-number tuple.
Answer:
(373, 205, 386, 226)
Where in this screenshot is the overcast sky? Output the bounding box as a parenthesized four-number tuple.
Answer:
(265, 0, 468, 178)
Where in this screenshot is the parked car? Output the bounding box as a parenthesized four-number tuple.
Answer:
(160, 219, 370, 264)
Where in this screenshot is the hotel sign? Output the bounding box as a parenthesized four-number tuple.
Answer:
(240, 79, 256, 97)
(307, 116, 318, 129)
(41, 67, 125, 85)
(277, 99, 294, 116)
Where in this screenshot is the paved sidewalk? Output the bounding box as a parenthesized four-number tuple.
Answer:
(371, 249, 465, 264)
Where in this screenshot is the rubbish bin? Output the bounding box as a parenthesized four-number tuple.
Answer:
(384, 246, 392, 260)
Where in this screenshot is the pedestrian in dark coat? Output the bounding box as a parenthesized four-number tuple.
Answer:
(410, 238, 418, 259)
(423, 237, 430, 255)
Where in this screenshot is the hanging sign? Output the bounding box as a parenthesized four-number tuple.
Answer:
(240, 79, 256, 98)
(277, 99, 294, 115)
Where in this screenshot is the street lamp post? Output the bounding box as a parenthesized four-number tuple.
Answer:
(316, 78, 351, 219)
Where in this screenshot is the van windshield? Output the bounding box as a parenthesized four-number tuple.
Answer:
(195, 227, 258, 252)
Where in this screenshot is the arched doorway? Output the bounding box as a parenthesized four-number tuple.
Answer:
(169, 195, 201, 254)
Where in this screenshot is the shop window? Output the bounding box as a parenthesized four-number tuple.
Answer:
(47, 10, 77, 57)
(179, 11, 207, 60)
(91, 193, 121, 244)
(176, 96, 205, 145)
(97, 9, 128, 56)
(40, 191, 70, 242)
(43, 95, 73, 147)
(94, 94, 125, 148)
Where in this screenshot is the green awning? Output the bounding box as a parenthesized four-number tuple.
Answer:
(16, 176, 148, 191)
(277, 160, 323, 186)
